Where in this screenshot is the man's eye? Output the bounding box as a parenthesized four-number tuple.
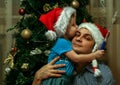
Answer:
(85, 36, 92, 41)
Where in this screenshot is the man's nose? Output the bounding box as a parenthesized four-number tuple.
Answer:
(76, 36, 82, 41)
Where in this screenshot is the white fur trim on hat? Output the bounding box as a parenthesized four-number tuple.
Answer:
(45, 30, 57, 41)
(54, 7, 76, 37)
(78, 22, 104, 49)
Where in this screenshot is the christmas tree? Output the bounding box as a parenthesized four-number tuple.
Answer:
(4, 0, 92, 85)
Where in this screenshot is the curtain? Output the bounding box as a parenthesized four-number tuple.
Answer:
(90, 0, 120, 84)
(0, 0, 20, 84)
(106, 0, 120, 85)
(0, 0, 8, 84)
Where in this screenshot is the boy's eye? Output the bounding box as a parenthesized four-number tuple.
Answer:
(75, 32, 80, 36)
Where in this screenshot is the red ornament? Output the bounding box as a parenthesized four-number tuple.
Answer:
(82, 18, 87, 22)
(19, 8, 25, 15)
(11, 47, 17, 52)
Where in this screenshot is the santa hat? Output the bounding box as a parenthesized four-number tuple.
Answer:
(39, 7, 76, 41)
(78, 22, 108, 50)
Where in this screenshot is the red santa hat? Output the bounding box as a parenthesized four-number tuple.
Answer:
(39, 6, 76, 41)
(78, 22, 108, 50)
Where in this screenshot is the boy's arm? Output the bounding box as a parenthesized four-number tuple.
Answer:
(65, 50, 104, 63)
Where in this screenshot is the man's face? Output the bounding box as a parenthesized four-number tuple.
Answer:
(72, 28, 95, 54)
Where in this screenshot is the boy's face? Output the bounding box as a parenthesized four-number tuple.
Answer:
(69, 13, 76, 27)
(66, 13, 77, 39)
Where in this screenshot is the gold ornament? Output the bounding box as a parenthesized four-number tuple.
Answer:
(21, 28, 32, 39)
(44, 50, 50, 56)
(43, 3, 59, 12)
(43, 3, 52, 12)
(21, 63, 29, 71)
(4, 48, 17, 69)
(4, 54, 14, 68)
(71, 0, 80, 9)
(53, 3, 59, 8)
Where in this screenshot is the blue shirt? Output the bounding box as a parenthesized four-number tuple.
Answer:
(72, 63, 116, 85)
(48, 38, 74, 76)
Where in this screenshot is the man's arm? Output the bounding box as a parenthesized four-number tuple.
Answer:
(32, 57, 66, 85)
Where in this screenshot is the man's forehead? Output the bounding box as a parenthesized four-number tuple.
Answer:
(77, 28, 92, 35)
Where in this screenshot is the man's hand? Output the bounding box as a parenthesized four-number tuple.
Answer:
(32, 57, 65, 85)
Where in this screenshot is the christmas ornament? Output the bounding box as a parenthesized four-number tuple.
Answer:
(53, 3, 59, 8)
(19, 8, 25, 15)
(71, 0, 80, 9)
(44, 50, 50, 56)
(21, 28, 32, 39)
(21, 63, 29, 71)
(46, 43, 50, 47)
(43, 3, 52, 12)
(30, 48, 42, 56)
(82, 18, 87, 22)
(11, 47, 17, 52)
(43, 3, 59, 12)
(5, 67, 11, 74)
(24, 14, 32, 19)
(4, 54, 14, 68)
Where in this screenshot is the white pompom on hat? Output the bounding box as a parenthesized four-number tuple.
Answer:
(78, 22, 108, 50)
(39, 7, 76, 41)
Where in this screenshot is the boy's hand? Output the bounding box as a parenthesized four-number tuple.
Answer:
(94, 50, 105, 59)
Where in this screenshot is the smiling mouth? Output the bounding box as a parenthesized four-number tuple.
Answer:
(73, 43, 82, 47)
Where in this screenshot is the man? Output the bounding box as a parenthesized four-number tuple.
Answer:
(32, 22, 116, 85)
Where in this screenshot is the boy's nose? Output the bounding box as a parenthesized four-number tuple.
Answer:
(75, 25, 78, 29)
